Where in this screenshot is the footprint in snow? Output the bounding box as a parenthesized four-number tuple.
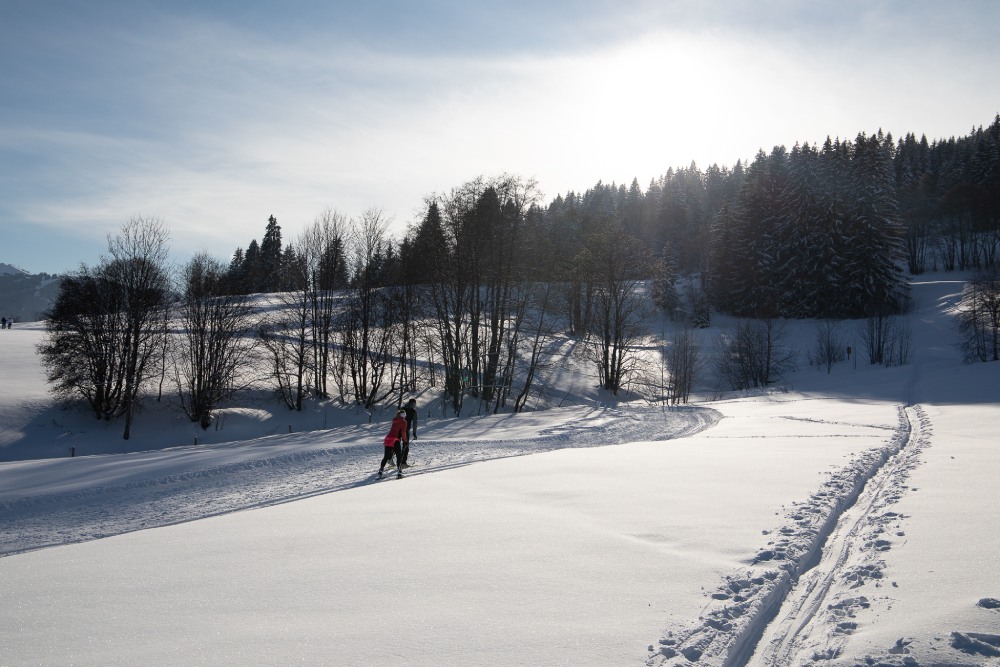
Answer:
(951, 631, 1000, 657)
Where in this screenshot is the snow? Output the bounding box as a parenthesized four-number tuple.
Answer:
(0, 276, 998, 666)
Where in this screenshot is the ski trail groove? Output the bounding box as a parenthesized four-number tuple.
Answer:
(0, 406, 720, 557)
(648, 404, 927, 667)
(747, 404, 929, 666)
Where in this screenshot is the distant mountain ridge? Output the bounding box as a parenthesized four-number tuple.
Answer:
(0, 263, 61, 323)
(0, 263, 29, 277)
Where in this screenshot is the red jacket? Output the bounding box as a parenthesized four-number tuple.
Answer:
(383, 414, 408, 447)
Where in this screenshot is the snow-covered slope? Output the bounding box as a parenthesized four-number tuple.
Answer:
(0, 263, 60, 322)
(1, 276, 998, 667)
(0, 262, 28, 276)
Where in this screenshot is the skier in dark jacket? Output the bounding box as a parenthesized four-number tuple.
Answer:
(401, 398, 418, 467)
(379, 410, 408, 479)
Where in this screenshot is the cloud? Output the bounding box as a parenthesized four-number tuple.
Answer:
(2, 0, 998, 274)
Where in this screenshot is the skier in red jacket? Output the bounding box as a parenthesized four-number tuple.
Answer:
(379, 410, 408, 479)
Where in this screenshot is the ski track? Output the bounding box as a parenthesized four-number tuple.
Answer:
(647, 404, 928, 667)
(0, 406, 719, 558)
(4, 400, 942, 667)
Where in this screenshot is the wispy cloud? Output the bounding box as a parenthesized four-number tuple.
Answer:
(2, 1, 998, 273)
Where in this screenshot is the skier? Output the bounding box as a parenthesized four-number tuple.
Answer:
(379, 409, 408, 479)
(401, 398, 418, 467)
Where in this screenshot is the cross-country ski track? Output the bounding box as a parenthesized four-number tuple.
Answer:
(0, 405, 718, 558)
(746, 405, 931, 666)
(1, 400, 977, 667)
(648, 404, 934, 667)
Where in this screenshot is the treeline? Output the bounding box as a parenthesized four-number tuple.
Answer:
(0, 271, 62, 323)
(209, 115, 999, 412)
(220, 175, 663, 418)
(40, 178, 667, 441)
(228, 115, 1000, 320)
(40, 117, 1000, 438)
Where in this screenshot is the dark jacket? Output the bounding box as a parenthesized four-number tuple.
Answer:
(403, 405, 417, 436)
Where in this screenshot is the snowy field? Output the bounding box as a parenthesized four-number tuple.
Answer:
(0, 277, 998, 666)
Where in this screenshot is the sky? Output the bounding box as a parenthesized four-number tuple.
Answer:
(2, 0, 998, 275)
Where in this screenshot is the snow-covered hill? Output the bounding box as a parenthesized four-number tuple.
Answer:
(0, 263, 61, 323)
(0, 276, 998, 667)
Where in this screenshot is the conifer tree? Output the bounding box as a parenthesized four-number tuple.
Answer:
(241, 240, 261, 294)
(227, 248, 246, 292)
(843, 131, 907, 315)
(412, 201, 449, 280)
(260, 215, 283, 292)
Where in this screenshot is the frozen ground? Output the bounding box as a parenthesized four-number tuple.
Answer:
(0, 276, 997, 666)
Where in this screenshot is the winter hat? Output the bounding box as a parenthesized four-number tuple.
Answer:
(407, 398, 416, 406)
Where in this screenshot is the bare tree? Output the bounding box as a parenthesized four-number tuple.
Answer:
(860, 313, 912, 367)
(716, 319, 795, 391)
(394, 236, 424, 400)
(39, 217, 171, 439)
(39, 269, 128, 420)
(512, 208, 560, 413)
(174, 253, 257, 428)
(957, 266, 1000, 362)
(513, 281, 557, 412)
(258, 248, 312, 410)
(580, 227, 652, 395)
(666, 327, 701, 404)
(416, 176, 541, 415)
(810, 320, 846, 373)
(424, 203, 472, 415)
(298, 209, 349, 398)
(340, 207, 402, 411)
(108, 217, 172, 439)
(475, 178, 539, 412)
